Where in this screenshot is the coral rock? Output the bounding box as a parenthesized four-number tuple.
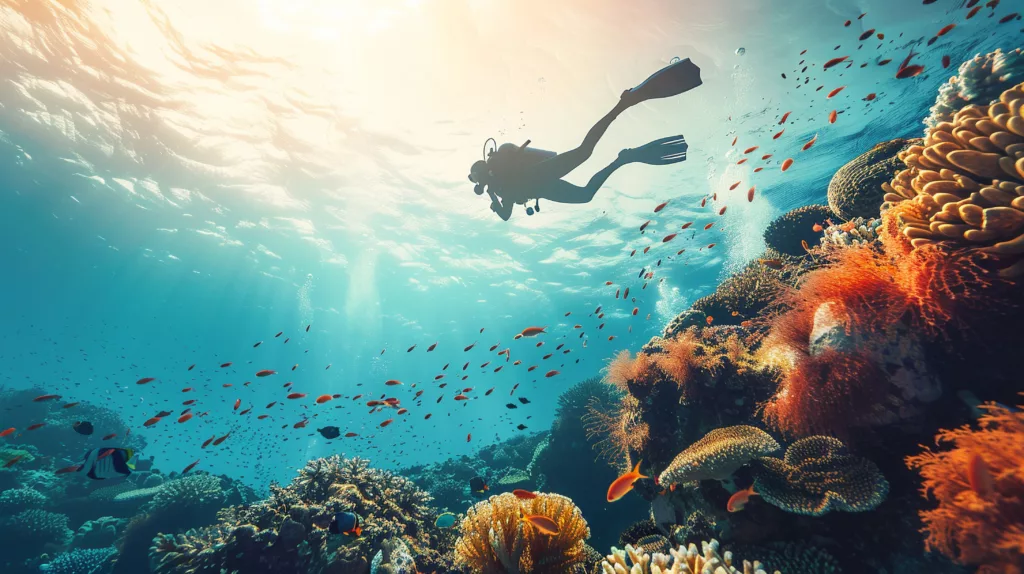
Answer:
(828, 139, 920, 220)
(753, 436, 889, 516)
(763, 205, 834, 256)
(658, 426, 779, 486)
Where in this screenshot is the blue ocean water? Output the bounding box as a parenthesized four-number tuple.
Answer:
(0, 0, 1021, 571)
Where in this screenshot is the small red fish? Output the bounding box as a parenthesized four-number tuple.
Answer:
(287, 393, 306, 399)
(182, 387, 193, 393)
(0, 427, 15, 438)
(781, 158, 794, 172)
(63, 402, 79, 409)
(234, 399, 241, 410)
(632, 308, 639, 316)
(653, 201, 668, 213)
(143, 417, 161, 427)
(33, 394, 62, 402)
(27, 423, 45, 431)
(182, 459, 200, 474)
(729, 181, 740, 191)
(380, 418, 394, 427)
(718, 206, 727, 215)
(220, 362, 232, 368)
(826, 86, 845, 98)
(56, 465, 82, 474)
(896, 65, 924, 79)
(345, 432, 358, 437)
(704, 223, 714, 230)
(736, 158, 747, 165)
(178, 413, 193, 423)
(779, 111, 791, 124)
(967, 6, 980, 18)
(316, 394, 333, 404)
(255, 370, 276, 377)
(936, 23, 955, 36)
(823, 56, 848, 70)
(772, 129, 785, 140)
(513, 489, 539, 499)
(802, 135, 818, 151)
(466, 433, 472, 442)
(662, 233, 677, 243)
(747, 186, 756, 202)
(136, 377, 156, 385)
(385, 379, 403, 386)
(257, 415, 269, 420)
(454, 394, 469, 401)
(942, 55, 951, 69)
(829, 109, 837, 124)
(858, 29, 875, 41)
(727, 485, 758, 512)
(730, 136, 737, 146)
(743, 145, 758, 154)
(293, 420, 309, 429)
(102, 433, 118, 440)
(681, 222, 693, 230)
(213, 433, 230, 446)
(545, 370, 560, 378)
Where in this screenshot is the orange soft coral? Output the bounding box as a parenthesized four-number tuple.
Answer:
(905, 403, 1024, 573)
(653, 329, 722, 393)
(603, 350, 656, 391)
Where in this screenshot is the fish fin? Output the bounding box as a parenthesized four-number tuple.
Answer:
(633, 460, 648, 478)
(353, 526, 362, 537)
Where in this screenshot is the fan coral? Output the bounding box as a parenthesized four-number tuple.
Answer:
(39, 547, 117, 574)
(605, 350, 658, 391)
(0, 486, 47, 514)
(883, 81, 1024, 278)
(584, 394, 650, 469)
(905, 402, 1024, 573)
(454, 492, 590, 574)
(598, 539, 776, 574)
(926, 48, 1024, 129)
(763, 205, 834, 256)
(753, 436, 889, 516)
(657, 426, 779, 486)
(556, 377, 623, 427)
(654, 330, 722, 393)
(828, 138, 920, 220)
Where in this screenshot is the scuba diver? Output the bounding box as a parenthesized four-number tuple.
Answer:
(468, 58, 702, 221)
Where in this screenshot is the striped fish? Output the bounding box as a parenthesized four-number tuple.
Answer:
(80, 447, 135, 480)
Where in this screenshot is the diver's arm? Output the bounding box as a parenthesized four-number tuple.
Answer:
(488, 189, 513, 221)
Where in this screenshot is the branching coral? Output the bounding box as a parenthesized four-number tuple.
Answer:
(0, 486, 47, 514)
(584, 395, 650, 469)
(905, 402, 1024, 573)
(883, 81, 1024, 278)
(39, 547, 117, 574)
(604, 351, 658, 392)
(598, 539, 776, 574)
(828, 138, 920, 220)
(753, 436, 889, 516)
(657, 426, 779, 486)
(819, 217, 882, 248)
(454, 492, 590, 574)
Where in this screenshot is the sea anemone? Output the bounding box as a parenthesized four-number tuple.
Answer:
(453, 492, 590, 574)
(905, 402, 1024, 573)
(883, 81, 1024, 278)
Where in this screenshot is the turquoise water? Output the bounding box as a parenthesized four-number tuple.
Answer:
(0, 5, 1022, 570)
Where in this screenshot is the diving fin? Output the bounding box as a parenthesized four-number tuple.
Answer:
(622, 58, 702, 105)
(620, 135, 688, 166)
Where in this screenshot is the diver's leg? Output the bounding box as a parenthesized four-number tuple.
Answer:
(529, 99, 631, 182)
(536, 157, 630, 205)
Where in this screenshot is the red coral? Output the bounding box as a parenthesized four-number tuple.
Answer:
(905, 403, 1024, 573)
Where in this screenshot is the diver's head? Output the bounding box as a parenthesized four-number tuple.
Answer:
(469, 160, 491, 194)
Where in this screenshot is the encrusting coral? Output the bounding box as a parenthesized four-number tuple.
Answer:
(454, 492, 590, 574)
(657, 426, 779, 487)
(752, 436, 889, 516)
(882, 81, 1024, 278)
(598, 539, 777, 574)
(905, 402, 1024, 573)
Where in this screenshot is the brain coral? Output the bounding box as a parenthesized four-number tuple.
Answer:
(882, 81, 1024, 277)
(926, 48, 1024, 129)
(764, 205, 834, 256)
(658, 426, 779, 486)
(828, 139, 920, 220)
(753, 436, 889, 516)
(454, 491, 590, 574)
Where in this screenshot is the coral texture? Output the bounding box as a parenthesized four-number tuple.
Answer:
(926, 48, 1024, 129)
(39, 547, 117, 574)
(882, 81, 1024, 277)
(657, 426, 779, 486)
(454, 492, 590, 574)
(905, 402, 1024, 573)
(828, 139, 920, 220)
(598, 539, 776, 574)
(763, 205, 834, 256)
(753, 436, 889, 516)
(819, 217, 881, 248)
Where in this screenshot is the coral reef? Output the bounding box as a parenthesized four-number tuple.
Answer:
(882, 81, 1024, 278)
(72, 517, 125, 549)
(752, 436, 889, 516)
(597, 539, 776, 574)
(905, 402, 1024, 573)
(0, 508, 73, 568)
(686, 260, 788, 330)
(763, 205, 834, 256)
(818, 217, 881, 248)
(927, 48, 1024, 129)
(0, 486, 47, 514)
(150, 457, 453, 574)
(39, 547, 117, 574)
(371, 539, 416, 574)
(454, 492, 590, 574)
(729, 542, 840, 574)
(829, 139, 920, 220)
(658, 426, 779, 486)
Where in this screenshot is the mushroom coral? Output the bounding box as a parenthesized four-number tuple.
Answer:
(905, 402, 1024, 573)
(753, 436, 889, 517)
(453, 492, 590, 574)
(657, 426, 779, 486)
(882, 81, 1024, 278)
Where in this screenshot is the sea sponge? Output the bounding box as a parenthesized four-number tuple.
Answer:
(905, 402, 1024, 573)
(926, 48, 1024, 129)
(454, 491, 590, 574)
(764, 205, 834, 256)
(657, 426, 779, 486)
(753, 436, 889, 516)
(39, 546, 117, 574)
(829, 138, 920, 220)
(882, 81, 1024, 277)
(0, 486, 47, 514)
(598, 539, 776, 574)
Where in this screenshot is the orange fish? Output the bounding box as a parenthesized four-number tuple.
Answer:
(743, 146, 758, 154)
(704, 223, 714, 230)
(727, 485, 758, 512)
(513, 489, 538, 500)
(632, 307, 639, 316)
(729, 181, 740, 191)
(396, 408, 408, 415)
(781, 158, 794, 172)
(639, 221, 650, 232)
(220, 362, 232, 368)
(718, 206, 727, 216)
(607, 461, 648, 502)
(772, 129, 785, 140)
(380, 419, 394, 427)
(234, 399, 242, 410)
(681, 222, 693, 230)
(802, 135, 817, 151)
(316, 394, 333, 404)
(823, 56, 848, 70)
(345, 432, 358, 437)
(545, 370, 560, 378)
(706, 316, 714, 325)
(519, 326, 546, 337)
(662, 233, 677, 243)
(643, 246, 651, 254)
(466, 433, 472, 442)
(257, 415, 269, 420)
(747, 186, 756, 202)
(968, 453, 994, 497)
(287, 393, 306, 399)
(102, 433, 118, 441)
(864, 93, 876, 101)
(143, 417, 162, 427)
(213, 433, 231, 446)
(896, 65, 924, 79)
(936, 23, 955, 36)
(136, 377, 156, 385)
(33, 394, 62, 402)
(829, 110, 837, 124)
(0, 427, 15, 438)
(255, 370, 276, 377)
(177, 413, 193, 423)
(731, 136, 737, 146)
(826, 86, 845, 98)
(779, 111, 791, 124)
(454, 394, 468, 401)
(813, 223, 823, 232)
(293, 420, 309, 429)
(522, 514, 559, 535)
(654, 201, 668, 213)
(182, 459, 200, 474)
(56, 465, 82, 474)
(736, 158, 747, 165)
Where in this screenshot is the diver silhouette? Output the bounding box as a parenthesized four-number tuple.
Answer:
(468, 58, 702, 221)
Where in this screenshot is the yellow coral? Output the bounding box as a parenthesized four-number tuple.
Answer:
(453, 492, 590, 574)
(658, 426, 780, 486)
(882, 81, 1024, 277)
